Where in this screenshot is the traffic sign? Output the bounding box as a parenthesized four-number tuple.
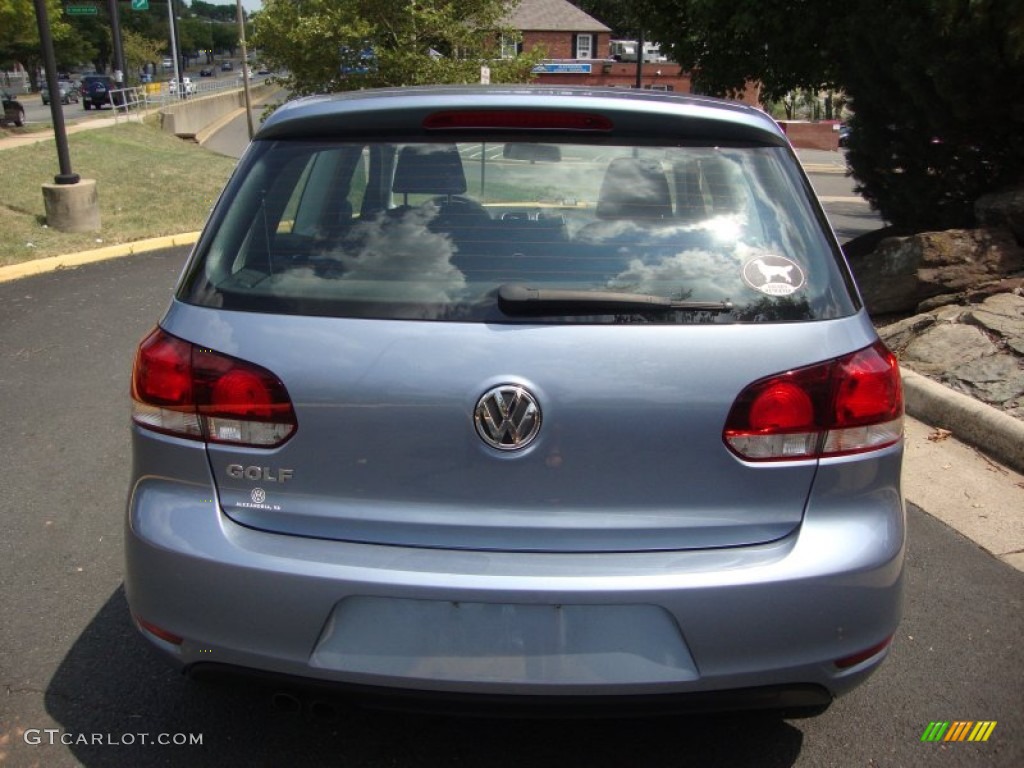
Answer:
(65, 5, 98, 15)
(131, 0, 149, 9)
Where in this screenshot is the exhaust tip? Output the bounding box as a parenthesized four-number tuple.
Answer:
(308, 699, 339, 721)
(271, 691, 302, 714)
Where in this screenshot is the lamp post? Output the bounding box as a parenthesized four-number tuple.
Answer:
(33, 0, 100, 231)
(34, 0, 76, 185)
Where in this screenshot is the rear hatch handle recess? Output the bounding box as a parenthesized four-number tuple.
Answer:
(497, 284, 734, 316)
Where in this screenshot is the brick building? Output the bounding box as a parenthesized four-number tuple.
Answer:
(504, 0, 760, 107)
(505, 0, 612, 62)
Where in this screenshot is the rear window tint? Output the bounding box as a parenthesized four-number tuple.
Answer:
(180, 140, 857, 323)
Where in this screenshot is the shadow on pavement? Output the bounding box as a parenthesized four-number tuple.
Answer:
(42, 586, 805, 767)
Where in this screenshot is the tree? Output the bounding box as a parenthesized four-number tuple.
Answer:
(190, 0, 238, 23)
(0, 0, 74, 80)
(573, 0, 644, 37)
(210, 22, 238, 58)
(251, 0, 544, 97)
(63, 16, 116, 75)
(122, 28, 163, 83)
(635, 0, 1024, 232)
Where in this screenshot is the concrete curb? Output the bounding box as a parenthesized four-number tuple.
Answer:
(901, 366, 1024, 475)
(0, 232, 201, 284)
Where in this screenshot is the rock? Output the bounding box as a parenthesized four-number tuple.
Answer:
(965, 276, 1024, 303)
(917, 293, 963, 312)
(854, 227, 1024, 315)
(977, 291, 1024, 317)
(876, 312, 936, 353)
(975, 187, 1024, 245)
(944, 355, 1024, 405)
(964, 293, 1024, 355)
(877, 291, 1024, 421)
(902, 324, 999, 374)
(842, 225, 908, 261)
(975, 293, 1024, 356)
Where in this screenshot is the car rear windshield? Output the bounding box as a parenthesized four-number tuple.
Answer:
(179, 139, 858, 323)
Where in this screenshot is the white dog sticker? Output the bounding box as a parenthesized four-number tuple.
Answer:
(741, 255, 806, 296)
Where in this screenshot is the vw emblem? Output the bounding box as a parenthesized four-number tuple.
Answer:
(474, 385, 542, 451)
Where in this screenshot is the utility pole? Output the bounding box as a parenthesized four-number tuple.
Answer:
(168, 0, 181, 97)
(107, 0, 125, 82)
(634, 29, 644, 90)
(235, 0, 254, 139)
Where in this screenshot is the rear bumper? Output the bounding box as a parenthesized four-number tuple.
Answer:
(125, 437, 904, 706)
(188, 663, 833, 718)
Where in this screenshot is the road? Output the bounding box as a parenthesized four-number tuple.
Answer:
(19, 94, 111, 127)
(0, 127, 1020, 766)
(806, 166, 884, 244)
(18, 71, 270, 128)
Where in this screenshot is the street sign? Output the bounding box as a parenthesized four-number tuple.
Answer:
(131, 0, 149, 9)
(65, 5, 99, 15)
(532, 63, 592, 74)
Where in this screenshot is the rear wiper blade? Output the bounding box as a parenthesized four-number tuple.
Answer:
(497, 284, 733, 316)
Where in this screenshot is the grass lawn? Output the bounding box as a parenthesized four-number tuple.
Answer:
(0, 118, 238, 266)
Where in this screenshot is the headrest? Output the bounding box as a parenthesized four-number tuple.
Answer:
(673, 156, 745, 221)
(392, 145, 467, 196)
(596, 158, 673, 221)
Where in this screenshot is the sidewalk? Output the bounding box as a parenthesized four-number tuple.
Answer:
(0, 114, 122, 151)
(903, 416, 1024, 571)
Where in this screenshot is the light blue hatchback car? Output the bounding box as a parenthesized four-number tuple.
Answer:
(126, 85, 904, 716)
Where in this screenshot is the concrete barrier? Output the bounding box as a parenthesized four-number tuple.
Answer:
(158, 84, 273, 139)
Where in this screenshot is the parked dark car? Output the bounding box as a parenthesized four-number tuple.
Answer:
(838, 123, 852, 148)
(81, 74, 122, 110)
(41, 81, 79, 105)
(1, 90, 25, 127)
(199, 68, 214, 77)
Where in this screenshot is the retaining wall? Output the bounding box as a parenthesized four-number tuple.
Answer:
(158, 84, 273, 139)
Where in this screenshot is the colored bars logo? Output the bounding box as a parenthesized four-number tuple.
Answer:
(921, 721, 997, 742)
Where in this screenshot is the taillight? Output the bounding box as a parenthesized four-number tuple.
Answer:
(131, 328, 296, 447)
(724, 341, 903, 461)
(423, 110, 613, 131)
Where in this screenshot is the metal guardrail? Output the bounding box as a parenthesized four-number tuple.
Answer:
(111, 86, 148, 123)
(152, 73, 272, 105)
(106, 73, 272, 123)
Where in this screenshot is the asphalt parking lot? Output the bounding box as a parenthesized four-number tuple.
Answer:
(0, 114, 1021, 766)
